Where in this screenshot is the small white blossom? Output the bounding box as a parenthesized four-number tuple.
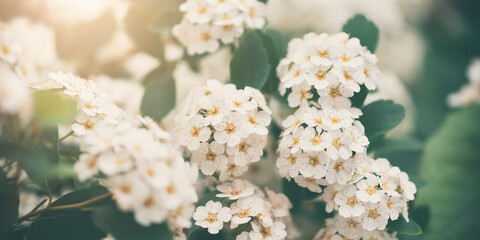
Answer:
(193, 200, 232, 234)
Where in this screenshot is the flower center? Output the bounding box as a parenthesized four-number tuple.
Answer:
(206, 151, 216, 161)
(364, 68, 370, 77)
(208, 107, 219, 116)
(333, 162, 344, 172)
(167, 184, 177, 194)
(316, 70, 327, 80)
(201, 32, 211, 42)
(341, 54, 350, 62)
(348, 219, 358, 228)
(329, 87, 341, 97)
(368, 209, 379, 219)
(332, 138, 342, 149)
(309, 156, 320, 166)
(314, 118, 323, 125)
(249, 8, 255, 18)
(191, 127, 200, 137)
(300, 89, 310, 99)
(238, 142, 249, 152)
(225, 123, 236, 134)
(311, 136, 322, 146)
(206, 213, 218, 223)
(83, 121, 95, 130)
(2, 45, 9, 54)
(147, 168, 155, 177)
(248, 116, 257, 125)
(347, 196, 357, 207)
(343, 71, 352, 80)
(386, 200, 393, 209)
(198, 6, 207, 14)
(288, 154, 297, 164)
(120, 183, 131, 194)
(223, 25, 233, 31)
(292, 137, 299, 146)
(237, 209, 249, 218)
(318, 50, 328, 58)
(366, 186, 377, 195)
(294, 69, 301, 77)
(330, 117, 340, 125)
(87, 156, 97, 169)
(233, 101, 242, 108)
(143, 196, 155, 208)
(260, 227, 271, 238)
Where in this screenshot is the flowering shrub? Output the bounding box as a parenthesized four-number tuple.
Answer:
(1, 1, 478, 240)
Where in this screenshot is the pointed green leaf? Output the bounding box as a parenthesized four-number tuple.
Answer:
(140, 67, 176, 122)
(230, 30, 271, 89)
(342, 14, 379, 53)
(359, 100, 406, 140)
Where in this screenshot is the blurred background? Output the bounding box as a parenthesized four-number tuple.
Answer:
(1, 0, 480, 239)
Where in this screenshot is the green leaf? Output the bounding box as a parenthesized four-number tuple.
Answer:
(373, 137, 424, 158)
(416, 105, 480, 240)
(342, 14, 380, 53)
(359, 100, 406, 140)
(140, 67, 176, 122)
(0, 170, 18, 237)
(92, 202, 173, 240)
(26, 186, 109, 240)
(0, 128, 60, 194)
(350, 86, 369, 108)
(230, 30, 271, 89)
(125, 5, 163, 58)
(260, 29, 287, 95)
(388, 218, 423, 236)
(33, 90, 77, 128)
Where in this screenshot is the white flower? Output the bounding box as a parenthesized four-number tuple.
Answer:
(133, 192, 169, 226)
(219, 158, 249, 181)
(245, 110, 271, 136)
(97, 149, 134, 176)
(74, 153, 100, 181)
(287, 81, 312, 108)
(265, 188, 292, 218)
(227, 134, 265, 166)
(294, 176, 324, 193)
(107, 172, 149, 211)
(360, 202, 389, 231)
(176, 115, 211, 151)
(249, 220, 287, 240)
(398, 171, 416, 201)
(214, 111, 249, 146)
(356, 173, 384, 203)
(191, 141, 228, 176)
(299, 151, 328, 179)
(180, 0, 214, 24)
(278, 126, 304, 154)
(325, 129, 353, 160)
(276, 149, 303, 179)
(216, 179, 255, 200)
(335, 185, 365, 218)
(300, 126, 331, 152)
(325, 157, 355, 185)
(193, 200, 232, 234)
(230, 196, 265, 228)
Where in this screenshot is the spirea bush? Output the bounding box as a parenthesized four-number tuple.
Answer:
(3, 0, 478, 240)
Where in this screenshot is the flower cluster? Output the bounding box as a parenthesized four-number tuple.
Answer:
(0, 21, 33, 127)
(175, 79, 272, 181)
(448, 58, 480, 107)
(277, 32, 378, 109)
(172, 0, 267, 55)
(320, 157, 416, 232)
(49, 71, 121, 136)
(276, 32, 416, 239)
(314, 214, 397, 240)
(193, 179, 291, 239)
(74, 116, 198, 230)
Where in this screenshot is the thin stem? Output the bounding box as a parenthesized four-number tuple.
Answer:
(17, 193, 111, 223)
(59, 130, 74, 141)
